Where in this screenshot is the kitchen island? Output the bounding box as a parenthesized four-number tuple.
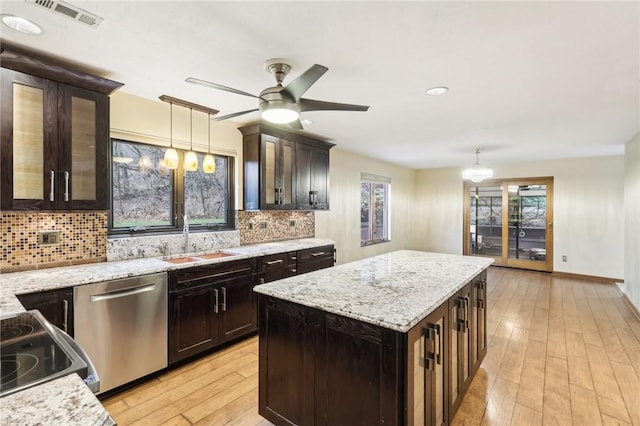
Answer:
(254, 250, 493, 426)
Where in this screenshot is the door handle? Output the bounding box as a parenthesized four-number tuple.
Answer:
(221, 287, 227, 312)
(64, 171, 69, 202)
(214, 288, 219, 313)
(49, 171, 55, 201)
(90, 284, 156, 302)
(62, 299, 69, 334)
(265, 259, 284, 265)
(309, 190, 313, 206)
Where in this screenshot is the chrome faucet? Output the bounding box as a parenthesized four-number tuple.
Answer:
(183, 214, 189, 252)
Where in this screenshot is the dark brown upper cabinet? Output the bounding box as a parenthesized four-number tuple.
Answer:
(240, 123, 334, 211)
(0, 48, 122, 211)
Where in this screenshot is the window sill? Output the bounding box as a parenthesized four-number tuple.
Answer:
(361, 239, 391, 247)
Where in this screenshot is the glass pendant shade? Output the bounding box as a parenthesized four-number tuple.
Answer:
(164, 148, 179, 169)
(202, 154, 216, 173)
(138, 156, 153, 173)
(462, 148, 493, 182)
(184, 151, 198, 171)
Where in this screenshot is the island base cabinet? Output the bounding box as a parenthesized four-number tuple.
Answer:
(406, 302, 449, 426)
(257, 269, 488, 426)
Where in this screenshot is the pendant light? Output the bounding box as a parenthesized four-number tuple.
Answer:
(163, 102, 179, 169)
(183, 108, 198, 172)
(462, 148, 494, 182)
(202, 113, 216, 174)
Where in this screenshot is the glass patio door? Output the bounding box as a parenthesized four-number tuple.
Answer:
(464, 177, 553, 272)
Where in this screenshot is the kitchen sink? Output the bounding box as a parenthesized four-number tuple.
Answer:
(195, 252, 233, 260)
(163, 256, 201, 264)
(163, 252, 234, 264)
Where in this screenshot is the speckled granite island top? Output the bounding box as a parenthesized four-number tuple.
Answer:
(254, 250, 493, 332)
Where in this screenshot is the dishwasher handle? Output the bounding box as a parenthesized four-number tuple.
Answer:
(90, 284, 157, 303)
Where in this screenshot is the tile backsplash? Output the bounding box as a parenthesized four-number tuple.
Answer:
(1, 212, 108, 273)
(1, 210, 315, 271)
(237, 210, 314, 244)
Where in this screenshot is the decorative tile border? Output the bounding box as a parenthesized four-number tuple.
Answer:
(1, 212, 107, 273)
(237, 210, 314, 245)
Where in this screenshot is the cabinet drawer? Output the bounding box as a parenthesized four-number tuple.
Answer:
(297, 245, 334, 263)
(170, 258, 256, 291)
(260, 252, 297, 283)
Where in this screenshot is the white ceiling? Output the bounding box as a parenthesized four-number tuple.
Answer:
(1, 1, 638, 169)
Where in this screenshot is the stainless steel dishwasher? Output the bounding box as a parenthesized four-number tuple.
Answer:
(74, 272, 168, 394)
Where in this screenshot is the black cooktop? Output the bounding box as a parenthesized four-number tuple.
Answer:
(0, 310, 87, 397)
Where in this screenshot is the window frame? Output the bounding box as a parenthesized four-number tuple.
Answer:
(109, 138, 235, 236)
(360, 179, 391, 247)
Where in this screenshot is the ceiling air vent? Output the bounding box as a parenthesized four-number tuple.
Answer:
(26, 0, 104, 28)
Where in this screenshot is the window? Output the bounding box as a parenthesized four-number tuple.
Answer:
(360, 174, 390, 246)
(110, 139, 234, 234)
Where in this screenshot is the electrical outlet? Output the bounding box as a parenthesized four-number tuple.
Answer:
(260, 222, 267, 229)
(289, 220, 296, 227)
(248, 222, 254, 230)
(562, 255, 567, 262)
(38, 231, 60, 245)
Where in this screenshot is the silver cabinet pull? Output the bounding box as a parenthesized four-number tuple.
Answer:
(259, 278, 265, 284)
(265, 259, 284, 265)
(49, 171, 55, 201)
(309, 191, 313, 206)
(214, 288, 219, 313)
(221, 287, 227, 312)
(64, 171, 69, 201)
(62, 299, 69, 333)
(311, 252, 325, 257)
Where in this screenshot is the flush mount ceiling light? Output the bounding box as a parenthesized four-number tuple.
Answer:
(426, 86, 449, 96)
(1, 15, 42, 34)
(462, 148, 494, 182)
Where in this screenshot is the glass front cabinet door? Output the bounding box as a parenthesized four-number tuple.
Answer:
(1, 68, 109, 211)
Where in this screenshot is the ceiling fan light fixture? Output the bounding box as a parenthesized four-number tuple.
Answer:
(462, 149, 494, 182)
(261, 108, 299, 124)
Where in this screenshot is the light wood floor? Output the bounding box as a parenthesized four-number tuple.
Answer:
(102, 267, 640, 425)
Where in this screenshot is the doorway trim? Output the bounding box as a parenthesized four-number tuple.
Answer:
(463, 176, 554, 272)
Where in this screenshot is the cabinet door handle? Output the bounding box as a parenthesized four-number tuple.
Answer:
(423, 326, 434, 371)
(221, 287, 227, 312)
(64, 171, 69, 202)
(311, 252, 325, 257)
(434, 323, 441, 365)
(309, 190, 313, 206)
(259, 277, 265, 284)
(214, 288, 219, 313)
(275, 188, 280, 205)
(265, 259, 284, 265)
(49, 171, 55, 201)
(62, 299, 69, 334)
(464, 297, 470, 330)
(313, 191, 318, 206)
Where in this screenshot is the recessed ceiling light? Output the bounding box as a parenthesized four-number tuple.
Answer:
(301, 119, 314, 126)
(1, 14, 42, 35)
(426, 86, 449, 96)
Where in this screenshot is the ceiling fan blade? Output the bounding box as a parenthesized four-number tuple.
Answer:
(282, 64, 328, 100)
(186, 77, 262, 99)
(213, 109, 259, 121)
(300, 98, 370, 112)
(287, 119, 304, 130)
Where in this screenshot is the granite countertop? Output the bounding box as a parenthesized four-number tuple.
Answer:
(254, 250, 494, 332)
(0, 237, 333, 426)
(0, 237, 335, 314)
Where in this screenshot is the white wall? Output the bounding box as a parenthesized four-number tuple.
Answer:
(110, 91, 244, 208)
(315, 149, 416, 265)
(413, 156, 625, 279)
(624, 133, 640, 311)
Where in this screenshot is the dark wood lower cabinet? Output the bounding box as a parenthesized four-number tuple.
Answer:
(168, 258, 258, 364)
(258, 269, 488, 426)
(17, 288, 74, 336)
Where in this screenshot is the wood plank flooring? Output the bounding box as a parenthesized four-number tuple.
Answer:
(102, 267, 640, 425)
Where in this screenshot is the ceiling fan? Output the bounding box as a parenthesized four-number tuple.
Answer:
(186, 59, 369, 130)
